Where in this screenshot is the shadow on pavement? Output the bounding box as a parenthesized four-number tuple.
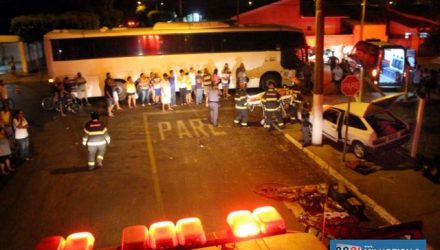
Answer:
(50, 166, 92, 175)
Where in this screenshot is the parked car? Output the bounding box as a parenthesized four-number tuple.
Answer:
(321, 93, 410, 159)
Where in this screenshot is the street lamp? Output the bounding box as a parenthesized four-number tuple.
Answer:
(359, 0, 366, 41)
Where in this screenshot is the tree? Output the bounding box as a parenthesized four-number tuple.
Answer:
(10, 12, 100, 42)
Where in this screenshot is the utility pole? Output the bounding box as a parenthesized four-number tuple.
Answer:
(359, 0, 367, 41)
(312, 0, 324, 145)
(236, 0, 240, 24)
(179, 0, 183, 19)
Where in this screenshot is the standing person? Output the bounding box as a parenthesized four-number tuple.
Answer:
(189, 67, 196, 100)
(104, 76, 115, 117)
(177, 69, 186, 105)
(75, 72, 89, 106)
(169, 70, 177, 107)
(328, 52, 339, 81)
(106, 73, 123, 111)
(206, 84, 220, 127)
(287, 90, 302, 123)
(300, 101, 312, 147)
(82, 112, 111, 170)
(126, 76, 137, 109)
(202, 68, 212, 97)
(0, 80, 9, 108)
(0, 127, 13, 175)
(236, 63, 246, 86)
(332, 64, 344, 93)
(152, 73, 162, 104)
(212, 68, 219, 87)
(161, 73, 173, 111)
(221, 63, 231, 99)
(138, 73, 150, 106)
(185, 72, 193, 104)
(9, 56, 16, 77)
(0, 106, 13, 137)
(233, 81, 248, 127)
(13, 110, 31, 161)
(412, 65, 422, 92)
(262, 82, 284, 129)
(302, 61, 313, 94)
(195, 70, 204, 105)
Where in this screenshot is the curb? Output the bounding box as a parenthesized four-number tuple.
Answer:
(283, 132, 400, 225)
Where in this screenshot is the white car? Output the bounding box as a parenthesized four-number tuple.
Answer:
(322, 94, 410, 159)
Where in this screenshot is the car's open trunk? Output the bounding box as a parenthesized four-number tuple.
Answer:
(365, 110, 407, 137)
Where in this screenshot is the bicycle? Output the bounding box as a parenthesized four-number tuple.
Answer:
(41, 95, 81, 114)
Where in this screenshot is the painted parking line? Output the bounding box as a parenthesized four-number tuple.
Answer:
(141, 107, 233, 215)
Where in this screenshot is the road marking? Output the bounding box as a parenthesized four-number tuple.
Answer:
(143, 113, 164, 215)
(189, 119, 210, 137)
(177, 120, 194, 139)
(157, 121, 172, 141)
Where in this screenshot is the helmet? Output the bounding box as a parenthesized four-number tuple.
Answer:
(90, 111, 100, 120)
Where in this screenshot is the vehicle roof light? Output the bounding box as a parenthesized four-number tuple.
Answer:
(227, 210, 261, 239)
(35, 236, 65, 250)
(64, 232, 95, 250)
(176, 217, 207, 247)
(121, 225, 149, 250)
(252, 206, 286, 235)
(371, 69, 378, 78)
(149, 221, 178, 249)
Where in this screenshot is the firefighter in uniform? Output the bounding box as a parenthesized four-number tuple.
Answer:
(287, 89, 303, 123)
(262, 82, 284, 129)
(301, 101, 312, 146)
(234, 81, 248, 127)
(82, 112, 111, 170)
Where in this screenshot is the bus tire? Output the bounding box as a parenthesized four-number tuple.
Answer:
(260, 73, 281, 90)
(114, 82, 127, 101)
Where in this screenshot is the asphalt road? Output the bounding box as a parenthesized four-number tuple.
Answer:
(0, 83, 333, 249)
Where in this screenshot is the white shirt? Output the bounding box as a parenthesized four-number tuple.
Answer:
(333, 67, 344, 81)
(13, 118, 29, 139)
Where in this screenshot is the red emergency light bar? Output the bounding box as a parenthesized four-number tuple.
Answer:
(35, 206, 286, 250)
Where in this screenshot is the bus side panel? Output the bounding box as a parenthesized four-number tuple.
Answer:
(49, 51, 284, 97)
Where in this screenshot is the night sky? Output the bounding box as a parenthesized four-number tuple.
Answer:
(0, 0, 437, 34)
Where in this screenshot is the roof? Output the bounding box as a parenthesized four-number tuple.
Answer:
(44, 22, 303, 39)
(359, 40, 405, 49)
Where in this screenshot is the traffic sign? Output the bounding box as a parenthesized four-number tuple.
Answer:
(341, 75, 361, 97)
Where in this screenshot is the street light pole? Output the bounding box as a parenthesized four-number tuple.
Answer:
(236, 0, 240, 24)
(312, 0, 324, 145)
(179, 0, 183, 19)
(359, 0, 367, 41)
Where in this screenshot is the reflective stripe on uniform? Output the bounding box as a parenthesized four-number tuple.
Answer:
(235, 106, 247, 109)
(97, 155, 104, 160)
(241, 123, 247, 126)
(84, 128, 107, 135)
(264, 98, 278, 101)
(234, 120, 239, 124)
(264, 107, 280, 112)
(88, 161, 95, 166)
(87, 141, 107, 146)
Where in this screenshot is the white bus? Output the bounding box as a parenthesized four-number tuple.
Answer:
(43, 22, 308, 97)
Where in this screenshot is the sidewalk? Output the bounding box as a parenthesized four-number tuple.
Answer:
(281, 121, 440, 248)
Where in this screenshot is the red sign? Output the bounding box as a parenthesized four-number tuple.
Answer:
(341, 75, 361, 97)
